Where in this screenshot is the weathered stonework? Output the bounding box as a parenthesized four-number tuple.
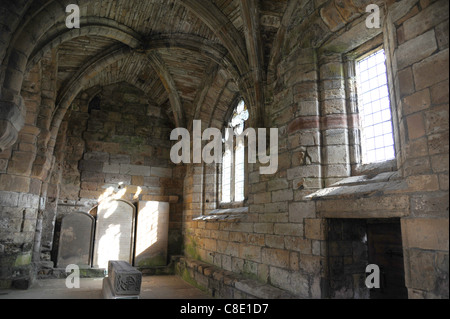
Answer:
(0, 0, 447, 299)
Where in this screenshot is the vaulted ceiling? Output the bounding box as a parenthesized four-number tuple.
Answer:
(22, 0, 292, 130)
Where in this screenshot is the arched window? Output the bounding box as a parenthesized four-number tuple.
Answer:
(221, 100, 249, 203)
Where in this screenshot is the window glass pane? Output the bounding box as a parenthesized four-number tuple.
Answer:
(385, 146, 395, 159)
(235, 143, 245, 202)
(222, 150, 231, 203)
(384, 134, 394, 146)
(222, 99, 248, 203)
(357, 49, 395, 163)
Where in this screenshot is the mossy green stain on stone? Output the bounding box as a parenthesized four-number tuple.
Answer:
(185, 236, 201, 261)
(181, 268, 207, 293)
(0, 279, 12, 289)
(137, 255, 166, 267)
(242, 261, 259, 282)
(14, 253, 31, 267)
(129, 136, 146, 145)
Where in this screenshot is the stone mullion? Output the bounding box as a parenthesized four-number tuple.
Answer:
(343, 57, 362, 174)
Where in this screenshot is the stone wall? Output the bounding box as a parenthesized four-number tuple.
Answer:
(182, 0, 449, 299)
(384, 0, 449, 299)
(0, 52, 53, 288)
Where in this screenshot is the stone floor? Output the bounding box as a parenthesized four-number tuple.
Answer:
(0, 275, 213, 299)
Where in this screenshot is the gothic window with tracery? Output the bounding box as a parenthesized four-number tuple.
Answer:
(222, 100, 249, 203)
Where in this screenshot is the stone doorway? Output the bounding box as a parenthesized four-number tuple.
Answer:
(326, 218, 407, 299)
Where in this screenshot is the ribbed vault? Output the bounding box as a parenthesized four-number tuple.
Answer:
(0, 0, 292, 152)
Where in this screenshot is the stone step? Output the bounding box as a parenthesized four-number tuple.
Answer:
(176, 257, 297, 299)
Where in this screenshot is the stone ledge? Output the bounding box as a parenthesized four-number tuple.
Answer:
(305, 171, 407, 201)
(193, 207, 248, 222)
(176, 257, 296, 299)
(305, 171, 411, 219)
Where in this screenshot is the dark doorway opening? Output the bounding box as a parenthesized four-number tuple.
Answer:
(326, 218, 408, 299)
(367, 220, 408, 299)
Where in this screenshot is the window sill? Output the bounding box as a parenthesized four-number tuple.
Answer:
(218, 200, 246, 209)
(305, 170, 406, 201)
(352, 159, 397, 178)
(193, 207, 248, 222)
(304, 170, 409, 219)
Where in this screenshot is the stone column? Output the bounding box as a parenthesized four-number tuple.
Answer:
(0, 63, 43, 289)
(318, 53, 351, 187)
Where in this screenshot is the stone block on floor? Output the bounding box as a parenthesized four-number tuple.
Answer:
(102, 261, 142, 299)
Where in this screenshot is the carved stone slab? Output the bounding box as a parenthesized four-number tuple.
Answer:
(93, 199, 135, 268)
(57, 212, 94, 268)
(134, 201, 170, 267)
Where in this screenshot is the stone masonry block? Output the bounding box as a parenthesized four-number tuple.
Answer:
(396, 29, 437, 70)
(430, 79, 449, 105)
(264, 202, 287, 214)
(274, 223, 303, 236)
(404, 248, 436, 291)
(79, 160, 103, 173)
(110, 154, 130, 164)
(103, 163, 120, 174)
(289, 201, 316, 222)
(322, 145, 349, 164)
(7, 151, 35, 176)
(402, 89, 431, 116)
(406, 174, 440, 192)
(261, 248, 290, 268)
(406, 113, 426, 140)
(397, 67, 415, 98)
(253, 223, 274, 234)
(267, 178, 289, 192)
(0, 191, 19, 207)
(253, 192, 272, 204)
(402, 218, 449, 251)
(287, 165, 321, 181)
(271, 189, 293, 202)
(403, 0, 449, 42)
(104, 174, 131, 185)
(413, 49, 449, 91)
(0, 174, 30, 193)
(83, 152, 109, 163)
(411, 192, 449, 218)
(151, 167, 172, 178)
(120, 164, 151, 177)
(305, 219, 326, 240)
(424, 105, 449, 136)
